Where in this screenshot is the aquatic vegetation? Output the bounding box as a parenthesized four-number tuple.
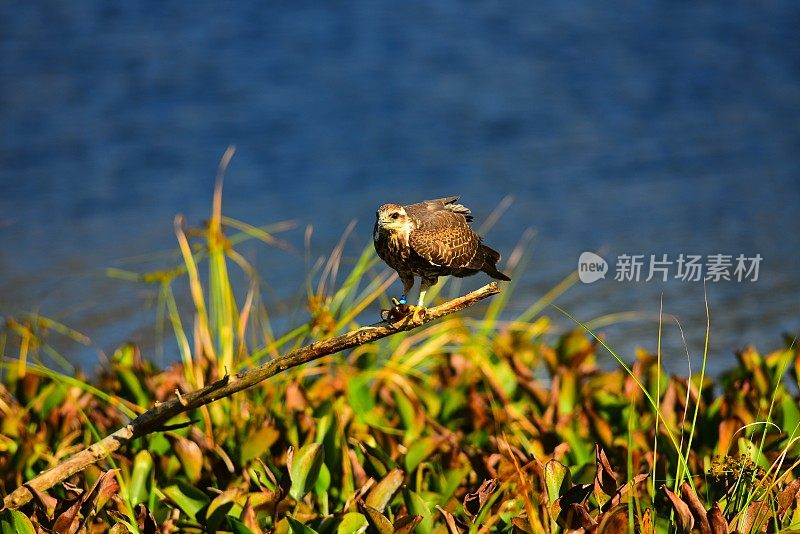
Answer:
(1, 175, 798, 532)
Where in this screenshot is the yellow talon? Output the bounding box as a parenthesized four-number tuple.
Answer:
(408, 305, 427, 325)
(380, 300, 426, 325)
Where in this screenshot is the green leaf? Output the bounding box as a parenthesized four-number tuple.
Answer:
(112, 341, 137, 366)
(781, 393, 800, 433)
(544, 459, 571, 504)
(315, 462, 331, 515)
(395, 390, 422, 442)
(0, 509, 36, 534)
(147, 433, 171, 456)
(337, 513, 368, 534)
(441, 466, 471, 501)
(227, 516, 256, 534)
(404, 436, 438, 472)
(241, 425, 280, 464)
(402, 488, 433, 534)
(315, 409, 334, 445)
(559, 370, 577, 414)
(347, 375, 375, 419)
(316, 516, 339, 533)
(493, 358, 518, 397)
(113, 343, 149, 407)
(169, 434, 203, 483)
(360, 441, 397, 474)
(163, 481, 210, 521)
(287, 516, 320, 534)
(359, 503, 393, 534)
(440, 389, 465, 421)
(206, 488, 242, 532)
(128, 449, 153, 507)
(289, 443, 324, 501)
(38, 383, 68, 419)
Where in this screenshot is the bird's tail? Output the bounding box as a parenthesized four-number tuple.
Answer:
(481, 245, 511, 281)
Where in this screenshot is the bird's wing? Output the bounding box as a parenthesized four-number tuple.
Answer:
(404, 196, 473, 222)
(409, 210, 484, 269)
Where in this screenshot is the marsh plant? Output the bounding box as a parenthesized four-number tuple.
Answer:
(1, 171, 799, 533)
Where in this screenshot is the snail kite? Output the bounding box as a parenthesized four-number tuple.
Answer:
(374, 196, 511, 311)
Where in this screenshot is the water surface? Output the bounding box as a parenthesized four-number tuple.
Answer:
(1, 1, 799, 373)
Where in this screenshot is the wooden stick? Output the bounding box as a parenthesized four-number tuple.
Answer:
(3, 282, 501, 510)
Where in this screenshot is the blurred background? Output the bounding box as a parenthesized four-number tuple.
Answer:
(1, 1, 798, 373)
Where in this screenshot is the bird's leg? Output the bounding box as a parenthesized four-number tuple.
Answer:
(381, 273, 416, 323)
(417, 277, 437, 307)
(417, 285, 428, 308)
(406, 277, 436, 324)
(380, 297, 409, 326)
(400, 274, 415, 305)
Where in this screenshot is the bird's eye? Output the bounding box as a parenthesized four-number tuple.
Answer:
(390, 213, 400, 219)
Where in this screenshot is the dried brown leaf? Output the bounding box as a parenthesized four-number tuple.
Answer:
(586, 403, 614, 449)
(61, 481, 83, 499)
(468, 386, 490, 429)
(463, 478, 498, 517)
(594, 445, 617, 509)
(436, 505, 461, 534)
(68, 469, 122, 533)
(285, 381, 308, 412)
(364, 468, 404, 513)
(598, 503, 635, 534)
(240, 497, 264, 534)
(660, 381, 679, 429)
(555, 482, 593, 526)
(679, 481, 711, 534)
(348, 448, 369, 490)
(717, 418, 744, 457)
(168, 434, 204, 483)
(777, 478, 800, 515)
(393, 514, 423, 534)
(88, 470, 120, 514)
(707, 503, 728, 534)
(568, 502, 596, 531)
(135, 503, 158, 534)
(737, 500, 769, 534)
(609, 473, 649, 509)
(662, 485, 694, 533)
(52, 499, 81, 534)
(357, 499, 393, 534)
(640, 508, 653, 534)
(511, 516, 535, 534)
(24, 483, 57, 521)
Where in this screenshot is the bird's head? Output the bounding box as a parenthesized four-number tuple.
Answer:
(376, 203, 413, 233)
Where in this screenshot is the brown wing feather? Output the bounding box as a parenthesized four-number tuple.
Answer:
(404, 196, 473, 223)
(409, 210, 484, 269)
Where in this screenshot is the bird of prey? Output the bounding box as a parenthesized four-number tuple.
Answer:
(374, 196, 511, 318)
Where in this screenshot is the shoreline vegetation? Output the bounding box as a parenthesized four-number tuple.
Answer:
(2, 160, 799, 533)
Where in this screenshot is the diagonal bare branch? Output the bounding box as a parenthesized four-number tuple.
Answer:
(2, 282, 501, 510)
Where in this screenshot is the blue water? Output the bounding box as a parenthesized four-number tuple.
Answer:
(1, 1, 799, 374)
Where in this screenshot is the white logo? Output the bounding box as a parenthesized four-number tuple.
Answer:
(578, 252, 608, 283)
(578, 252, 762, 283)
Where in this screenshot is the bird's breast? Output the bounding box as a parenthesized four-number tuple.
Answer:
(387, 234, 408, 257)
(374, 228, 412, 266)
